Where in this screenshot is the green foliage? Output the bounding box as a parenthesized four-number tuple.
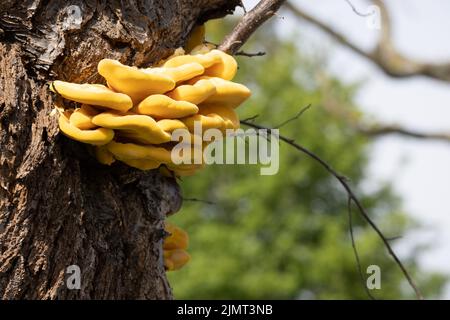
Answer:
(167, 20, 446, 299)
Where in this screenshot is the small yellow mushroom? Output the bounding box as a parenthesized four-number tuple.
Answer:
(69, 104, 99, 130)
(197, 77, 251, 109)
(203, 49, 238, 81)
(92, 112, 171, 145)
(198, 104, 240, 130)
(156, 119, 188, 133)
(166, 78, 216, 105)
(164, 249, 191, 271)
(163, 221, 192, 271)
(133, 94, 198, 119)
(98, 59, 175, 104)
(106, 141, 173, 163)
(95, 145, 116, 165)
(164, 222, 189, 250)
(58, 113, 114, 146)
(147, 62, 204, 84)
(185, 25, 205, 52)
(50, 81, 133, 112)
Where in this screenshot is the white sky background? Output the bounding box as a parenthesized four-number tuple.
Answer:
(241, 0, 450, 298)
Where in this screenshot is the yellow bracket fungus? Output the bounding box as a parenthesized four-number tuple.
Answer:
(51, 29, 251, 180)
(106, 141, 173, 163)
(163, 50, 222, 69)
(164, 249, 191, 271)
(163, 222, 191, 271)
(69, 104, 99, 130)
(58, 113, 114, 146)
(133, 94, 198, 119)
(182, 113, 225, 132)
(166, 163, 204, 177)
(194, 76, 251, 109)
(50, 81, 133, 112)
(51, 30, 252, 273)
(164, 222, 189, 250)
(116, 157, 161, 171)
(198, 104, 240, 131)
(147, 62, 204, 84)
(166, 78, 217, 105)
(156, 119, 188, 133)
(92, 112, 171, 145)
(203, 50, 238, 80)
(98, 59, 175, 103)
(95, 145, 116, 165)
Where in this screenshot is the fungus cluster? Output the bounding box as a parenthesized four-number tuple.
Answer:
(163, 222, 190, 271)
(50, 44, 251, 177)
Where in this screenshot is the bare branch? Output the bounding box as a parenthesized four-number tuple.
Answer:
(275, 104, 311, 128)
(358, 124, 450, 143)
(235, 50, 266, 57)
(348, 198, 376, 300)
(183, 197, 216, 205)
(345, 0, 373, 17)
(286, 1, 450, 82)
(240, 119, 424, 300)
(241, 114, 260, 122)
(219, 0, 287, 54)
(285, 2, 373, 60)
(319, 74, 450, 144)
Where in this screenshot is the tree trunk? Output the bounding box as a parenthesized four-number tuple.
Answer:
(0, 0, 239, 299)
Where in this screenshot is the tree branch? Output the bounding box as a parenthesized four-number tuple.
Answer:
(358, 124, 450, 143)
(348, 198, 375, 300)
(219, 0, 286, 54)
(183, 197, 216, 205)
(286, 1, 450, 82)
(235, 50, 266, 57)
(240, 118, 424, 300)
(319, 82, 450, 144)
(274, 103, 311, 128)
(344, 0, 374, 17)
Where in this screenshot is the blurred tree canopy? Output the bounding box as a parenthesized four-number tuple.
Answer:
(167, 19, 446, 299)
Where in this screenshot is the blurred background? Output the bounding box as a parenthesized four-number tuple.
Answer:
(168, 0, 450, 299)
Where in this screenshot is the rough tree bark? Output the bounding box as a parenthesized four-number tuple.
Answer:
(0, 0, 239, 299)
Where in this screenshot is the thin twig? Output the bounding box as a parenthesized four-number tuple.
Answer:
(183, 197, 216, 205)
(345, 0, 373, 17)
(235, 50, 266, 57)
(321, 95, 450, 144)
(239, 0, 247, 14)
(286, 1, 450, 82)
(348, 198, 376, 299)
(275, 104, 311, 128)
(386, 235, 403, 241)
(358, 124, 450, 143)
(240, 119, 424, 300)
(219, 0, 287, 54)
(241, 114, 260, 122)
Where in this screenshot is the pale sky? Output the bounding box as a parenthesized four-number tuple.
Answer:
(243, 0, 450, 298)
